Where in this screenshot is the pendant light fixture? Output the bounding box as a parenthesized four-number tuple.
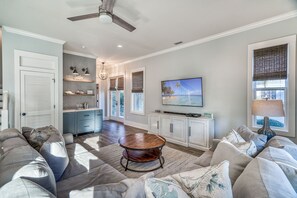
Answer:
(97, 62, 108, 80)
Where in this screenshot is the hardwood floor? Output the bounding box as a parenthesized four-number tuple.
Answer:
(74, 120, 204, 157)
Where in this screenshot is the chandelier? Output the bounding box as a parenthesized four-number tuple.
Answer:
(97, 62, 108, 80)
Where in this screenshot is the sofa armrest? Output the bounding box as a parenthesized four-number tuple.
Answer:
(63, 133, 74, 145)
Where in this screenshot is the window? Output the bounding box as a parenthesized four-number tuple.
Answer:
(247, 35, 296, 137)
(131, 69, 145, 114)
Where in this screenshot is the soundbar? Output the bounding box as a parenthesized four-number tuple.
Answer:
(163, 111, 201, 118)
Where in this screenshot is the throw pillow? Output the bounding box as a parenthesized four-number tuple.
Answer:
(39, 133, 69, 181)
(145, 177, 189, 198)
(22, 125, 60, 151)
(266, 136, 297, 161)
(210, 140, 252, 185)
(257, 146, 297, 192)
(0, 128, 26, 141)
(172, 161, 232, 198)
(236, 125, 267, 152)
(233, 157, 297, 198)
(224, 129, 245, 144)
(232, 141, 257, 157)
(0, 178, 55, 198)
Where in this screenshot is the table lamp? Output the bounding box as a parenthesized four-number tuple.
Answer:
(252, 99, 285, 140)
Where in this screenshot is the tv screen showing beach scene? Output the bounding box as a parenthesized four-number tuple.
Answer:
(161, 78, 203, 107)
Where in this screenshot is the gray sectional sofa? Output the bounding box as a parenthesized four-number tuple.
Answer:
(0, 128, 126, 198)
(1, 126, 297, 198)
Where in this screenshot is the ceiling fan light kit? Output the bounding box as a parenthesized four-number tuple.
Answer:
(99, 12, 113, 24)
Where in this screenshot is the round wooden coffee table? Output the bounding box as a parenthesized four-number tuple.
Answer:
(118, 133, 166, 172)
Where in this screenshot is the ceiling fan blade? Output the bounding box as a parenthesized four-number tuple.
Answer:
(68, 13, 99, 21)
(102, 0, 115, 13)
(112, 14, 136, 32)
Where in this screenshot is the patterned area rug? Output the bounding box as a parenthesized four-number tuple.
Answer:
(95, 144, 202, 178)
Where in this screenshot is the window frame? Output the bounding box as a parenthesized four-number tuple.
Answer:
(247, 35, 296, 137)
(130, 67, 145, 115)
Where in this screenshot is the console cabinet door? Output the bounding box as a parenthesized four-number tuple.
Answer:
(63, 113, 76, 135)
(188, 119, 207, 147)
(148, 114, 160, 134)
(171, 117, 187, 142)
(160, 116, 172, 138)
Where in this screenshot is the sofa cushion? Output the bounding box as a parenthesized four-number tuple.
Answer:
(236, 125, 267, 152)
(210, 140, 252, 185)
(1, 137, 28, 153)
(209, 139, 221, 152)
(233, 157, 297, 198)
(39, 133, 69, 181)
(145, 177, 189, 198)
(194, 150, 213, 167)
(61, 148, 106, 180)
(258, 146, 297, 192)
(231, 141, 257, 157)
(0, 128, 26, 141)
(22, 126, 60, 151)
(70, 183, 126, 198)
(57, 163, 127, 198)
(0, 178, 56, 198)
(266, 136, 297, 160)
(172, 160, 232, 198)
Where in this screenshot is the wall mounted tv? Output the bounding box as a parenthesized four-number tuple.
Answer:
(161, 77, 203, 107)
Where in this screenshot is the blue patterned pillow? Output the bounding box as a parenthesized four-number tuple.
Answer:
(145, 177, 189, 198)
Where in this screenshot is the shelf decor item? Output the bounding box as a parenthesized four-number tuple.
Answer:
(252, 99, 285, 140)
(97, 62, 108, 80)
(87, 90, 94, 95)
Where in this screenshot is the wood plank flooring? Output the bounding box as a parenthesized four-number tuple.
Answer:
(74, 120, 204, 157)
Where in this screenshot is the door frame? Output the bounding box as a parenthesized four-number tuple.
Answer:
(14, 50, 59, 130)
(107, 74, 125, 123)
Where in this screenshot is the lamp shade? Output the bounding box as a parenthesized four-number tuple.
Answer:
(252, 100, 285, 117)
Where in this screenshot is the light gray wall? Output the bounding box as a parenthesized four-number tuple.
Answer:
(2, 29, 63, 130)
(63, 53, 96, 109)
(110, 17, 297, 143)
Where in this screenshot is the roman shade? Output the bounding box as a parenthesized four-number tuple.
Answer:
(253, 44, 288, 81)
(132, 71, 144, 93)
(110, 78, 116, 91)
(117, 77, 124, 90)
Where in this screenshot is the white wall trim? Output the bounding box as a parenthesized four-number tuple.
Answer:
(247, 35, 296, 138)
(117, 10, 297, 66)
(3, 26, 65, 45)
(124, 120, 148, 131)
(63, 50, 97, 59)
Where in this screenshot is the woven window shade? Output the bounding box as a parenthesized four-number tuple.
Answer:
(132, 71, 144, 93)
(109, 78, 116, 91)
(117, 77, 124, 90)
(253, 44, 288, 81)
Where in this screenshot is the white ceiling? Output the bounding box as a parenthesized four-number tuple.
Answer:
(0, 0, 297, 64)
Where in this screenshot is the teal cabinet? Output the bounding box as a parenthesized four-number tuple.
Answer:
(94, 110, 103, 133)
(63, 112, 76, 135)
(63, 109, 103, 135)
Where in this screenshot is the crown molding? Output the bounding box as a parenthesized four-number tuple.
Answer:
(2, 26, 65, 45)
(63, 50, 97, 59)
(118, 10, 297, 66)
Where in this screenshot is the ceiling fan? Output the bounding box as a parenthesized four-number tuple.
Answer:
(67, 0, 136, 32)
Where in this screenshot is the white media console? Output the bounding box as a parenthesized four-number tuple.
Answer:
(148, 113, 214, 151)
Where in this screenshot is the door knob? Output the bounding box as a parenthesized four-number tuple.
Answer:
(22, 113, 26, 116)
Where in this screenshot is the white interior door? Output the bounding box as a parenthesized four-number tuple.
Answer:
(20, 71, 56, 128)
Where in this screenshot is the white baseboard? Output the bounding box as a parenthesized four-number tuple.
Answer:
(124, 120, 148, 131)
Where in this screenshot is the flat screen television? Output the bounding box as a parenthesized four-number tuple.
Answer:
(161, 77, 203, 107)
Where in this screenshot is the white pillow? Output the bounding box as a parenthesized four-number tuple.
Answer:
(145, 176, 189, 198)
(224, 130, 245, 144)
(232, 141, 257, 157)
(172, 161, 233, 198)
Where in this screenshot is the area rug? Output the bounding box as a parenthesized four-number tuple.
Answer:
(96, 144, 203, 178)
